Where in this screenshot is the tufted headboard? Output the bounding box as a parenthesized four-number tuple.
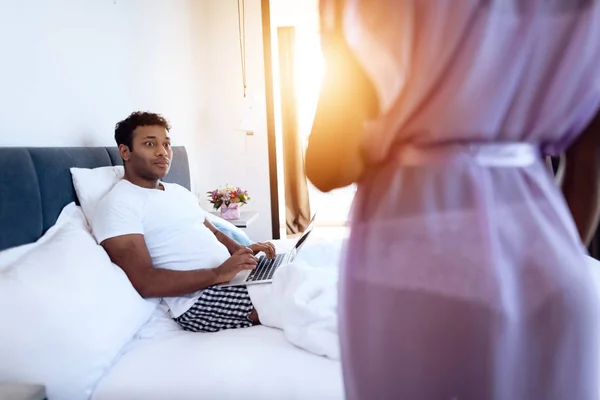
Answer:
(0, 146, 190, 252)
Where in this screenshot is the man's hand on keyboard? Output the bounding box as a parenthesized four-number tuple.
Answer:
(248, 242, 276, 259)
(212, 247, 258, 284)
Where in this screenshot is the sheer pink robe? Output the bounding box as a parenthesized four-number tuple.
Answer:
(323, 1, 600, 398)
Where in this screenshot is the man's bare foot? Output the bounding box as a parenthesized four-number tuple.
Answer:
(249, 308, 261, 325)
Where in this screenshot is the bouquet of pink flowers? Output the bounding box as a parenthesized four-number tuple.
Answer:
(207, 185, 250, 210)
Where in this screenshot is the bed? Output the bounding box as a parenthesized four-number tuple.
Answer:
(0, 146, 344, 400)
(4, 146, 598, 400)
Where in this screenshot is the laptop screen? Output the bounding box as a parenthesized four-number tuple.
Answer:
(293, 214, 316, 252)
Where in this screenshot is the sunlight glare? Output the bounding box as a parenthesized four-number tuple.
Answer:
(293, 31, 324, 146)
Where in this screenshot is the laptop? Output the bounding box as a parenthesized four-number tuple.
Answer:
(219, 214, 316, 287)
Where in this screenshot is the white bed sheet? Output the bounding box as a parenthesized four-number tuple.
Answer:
(93, 320, 343, 399)
(92, 237, 345, 400)
(92, 306, 343, 400)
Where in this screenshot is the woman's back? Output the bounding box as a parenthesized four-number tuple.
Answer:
(337, 0, 600, 162)
(324, 1, 600, 398)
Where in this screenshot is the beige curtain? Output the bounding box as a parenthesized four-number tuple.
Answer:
(277, 26, 311, 235)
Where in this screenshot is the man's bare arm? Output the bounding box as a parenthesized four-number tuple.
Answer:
(101, 234, 257, 298)
(203, 218, 277, 259)
(562, 111, 600, 246)
(204, 218, 242, 254)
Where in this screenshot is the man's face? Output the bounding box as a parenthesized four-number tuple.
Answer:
(120, 125, 173, 180)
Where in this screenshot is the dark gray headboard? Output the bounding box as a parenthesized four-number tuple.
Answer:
(0, 146, 190, 252)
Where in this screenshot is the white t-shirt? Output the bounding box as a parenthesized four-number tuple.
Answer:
(92, 179, 231, 318)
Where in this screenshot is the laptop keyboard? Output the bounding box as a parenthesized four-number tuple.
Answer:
(245, 254, 285, 283)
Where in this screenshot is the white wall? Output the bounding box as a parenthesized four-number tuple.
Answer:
(0, 0, 274, 241)
(0, 0, 200, 186)
(193, 0, 272, 241)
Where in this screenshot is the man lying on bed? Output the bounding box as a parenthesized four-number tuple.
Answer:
(92, 111, 275, 333)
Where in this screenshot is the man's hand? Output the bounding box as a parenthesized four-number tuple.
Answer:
(248, 242, 276, 260)
(212, 247, 258, 284)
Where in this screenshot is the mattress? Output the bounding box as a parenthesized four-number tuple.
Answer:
(92, 306, 344, 400)
(92, 237, 345, 400)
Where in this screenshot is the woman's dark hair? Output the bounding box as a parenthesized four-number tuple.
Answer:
(114, 111, 171, 150)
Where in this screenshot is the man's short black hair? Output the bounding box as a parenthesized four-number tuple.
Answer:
(114, 111, 171, 150)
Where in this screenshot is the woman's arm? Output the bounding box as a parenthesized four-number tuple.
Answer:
(305, 5, 378, 192)
(561, 110, 600, 246)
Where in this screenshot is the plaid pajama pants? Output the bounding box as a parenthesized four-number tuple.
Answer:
(173, 285, 254, 333)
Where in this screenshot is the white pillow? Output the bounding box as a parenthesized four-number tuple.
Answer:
(70, 166, 124, 226)
(0, 204, 79, 271)
(0, 203, 157, 400)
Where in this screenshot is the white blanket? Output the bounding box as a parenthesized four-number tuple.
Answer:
(248, 237, 344, 360)
(248, 237, 600, 362)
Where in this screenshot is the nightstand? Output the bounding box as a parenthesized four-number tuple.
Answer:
(0, 383, 46, 400)
(209, 211, 259, 228)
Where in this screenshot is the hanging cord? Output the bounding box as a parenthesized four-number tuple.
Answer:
(237, 0, 247, 97)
